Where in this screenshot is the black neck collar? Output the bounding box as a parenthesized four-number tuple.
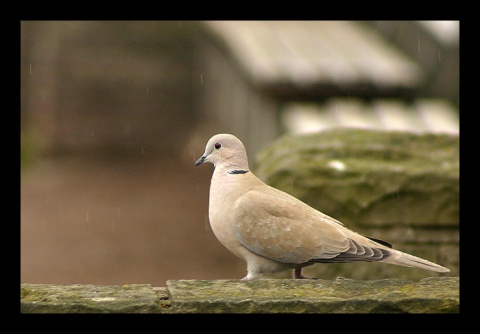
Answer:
(228, 169, 249, 175)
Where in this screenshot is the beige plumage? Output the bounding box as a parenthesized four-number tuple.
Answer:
(195, 133, 450, 280)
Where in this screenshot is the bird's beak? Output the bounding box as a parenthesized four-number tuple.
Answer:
(195, 155, 207, 167)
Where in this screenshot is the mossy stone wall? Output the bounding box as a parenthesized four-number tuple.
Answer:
(254, 129, 459, 280)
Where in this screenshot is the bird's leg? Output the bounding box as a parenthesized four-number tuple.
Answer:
(294, 268, 318, 279)
(294, 268, 308, 279)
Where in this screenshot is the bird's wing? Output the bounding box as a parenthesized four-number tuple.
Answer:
(231, 184, 366, 264)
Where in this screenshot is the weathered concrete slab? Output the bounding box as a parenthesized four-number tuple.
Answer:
(21, 278, 458, 313)
(166, 277, 459, 313)
(20, 284, 170, 313)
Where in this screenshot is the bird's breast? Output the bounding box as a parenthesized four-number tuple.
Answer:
(208, 173, 248, 258)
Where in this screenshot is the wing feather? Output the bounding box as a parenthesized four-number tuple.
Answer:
(231, 184, 391, 265)
(231, 185, 351, 264)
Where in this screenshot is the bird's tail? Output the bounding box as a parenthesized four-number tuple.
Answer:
(382, 250, 450, 273)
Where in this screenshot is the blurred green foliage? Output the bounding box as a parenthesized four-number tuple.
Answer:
(21, 131, 38, 171)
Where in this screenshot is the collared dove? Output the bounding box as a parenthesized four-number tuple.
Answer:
(195, 133, 450, 280)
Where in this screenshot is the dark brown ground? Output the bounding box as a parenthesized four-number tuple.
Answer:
(21, 152, 247, 287)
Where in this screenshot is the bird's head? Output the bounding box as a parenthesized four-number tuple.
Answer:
(195, 133, 249, 171)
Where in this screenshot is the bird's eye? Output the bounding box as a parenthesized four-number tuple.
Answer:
(214, 143, 222, 150)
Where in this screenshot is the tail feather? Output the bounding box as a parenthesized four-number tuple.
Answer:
(382, 250, 450, 273)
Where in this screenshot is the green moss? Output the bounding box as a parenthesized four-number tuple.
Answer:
(166, 278, 459, 313)
(254, 128, 459, 226)
(251, 129, 459, 279)
(21, 284, 164, 313)
(255, 129, 459, 179)
(21, 279, 458, 313)
(20, 286, 52, 302)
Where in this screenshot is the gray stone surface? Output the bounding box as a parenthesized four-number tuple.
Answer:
(20, 283, 170, 313)
(166, 277, 458, 313)
(254, 129, 459, 226)
(21, 278, 458, 313)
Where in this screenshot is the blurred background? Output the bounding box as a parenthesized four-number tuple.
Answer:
(21, 21, 459, 286)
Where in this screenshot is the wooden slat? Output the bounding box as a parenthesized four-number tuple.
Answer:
(204, 21, 424, 89)
(281, 98, 458, 135)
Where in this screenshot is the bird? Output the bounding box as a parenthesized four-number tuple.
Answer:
(195, 133, 450, 280)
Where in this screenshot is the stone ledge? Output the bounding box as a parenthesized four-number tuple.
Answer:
(21, 277, 458, 313)
(20, 283, 171, 313)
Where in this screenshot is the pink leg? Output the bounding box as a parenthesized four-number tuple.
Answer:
(294, 268, 317, 279)
(294, 268, 307, 279)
